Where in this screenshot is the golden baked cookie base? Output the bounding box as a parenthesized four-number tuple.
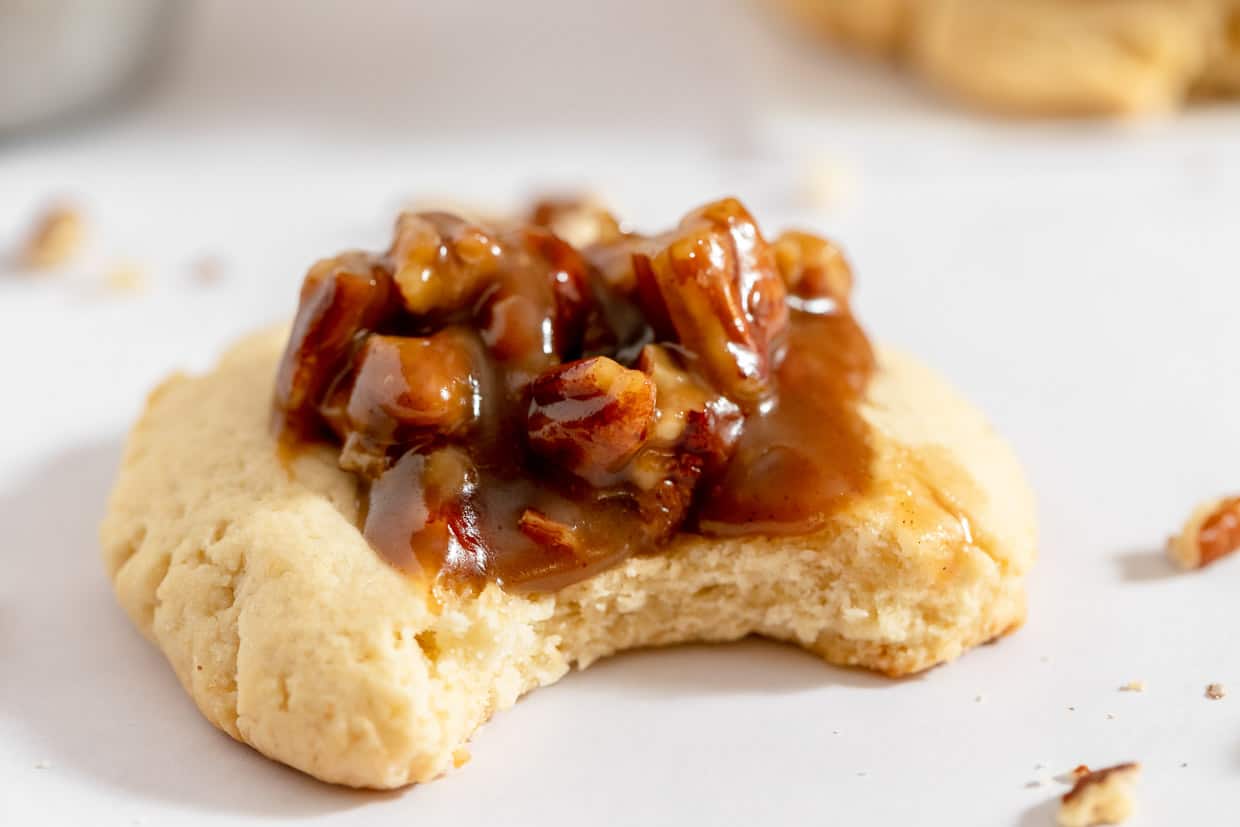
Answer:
(100, 328, 1035, 788)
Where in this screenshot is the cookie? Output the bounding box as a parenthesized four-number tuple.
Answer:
(101, 199, 1036, 788)
(100, 327, 1033, 787)
(771, 0, 1240, 115)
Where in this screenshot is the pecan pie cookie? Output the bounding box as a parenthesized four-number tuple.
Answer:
(101, 198, 1036, 788)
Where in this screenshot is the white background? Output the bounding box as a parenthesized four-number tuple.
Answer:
(2, 1, 1239, 825)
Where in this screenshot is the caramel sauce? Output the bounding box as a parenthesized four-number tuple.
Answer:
(697, 310, 874, 536)
(273, 198, 876, 594)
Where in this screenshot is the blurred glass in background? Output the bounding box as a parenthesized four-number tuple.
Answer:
(0, 0, 179, 133)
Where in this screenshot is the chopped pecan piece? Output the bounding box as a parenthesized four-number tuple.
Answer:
(772, 230, 854, 313)
(1167, 495, 1240, 569)
(528, 196, 625, 249)
(389, 212, 503, 315)
(475, 226, 601, 375)
(1058, 762, 1140, 827)
(273, 252, 394, 435)
(103, 260, 148, 294)
(594, 345, 744, 533)
(21, 204, 83, 270)
(626, 450, 705, 531)
(1198, 499, 1240, 564)
(499, 228, 597, 358)
(273, 195, 878, 596)
(525, 227, 596, 353)
(518, 509, 584, 561)
(632, 198, 789, 405)
(527, 357, 656, 486)
(637, 344, 741, 468)
(691, 198, 790, 351)
(331, 329, 481, 475)
(584, 235, 646, 294)
(191, 255, 225, 285)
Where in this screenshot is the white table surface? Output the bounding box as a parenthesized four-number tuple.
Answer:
(3, 1, 1239, 825)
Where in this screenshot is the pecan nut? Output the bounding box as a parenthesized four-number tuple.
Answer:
(1058, 762, 1140, 827)
(273, 252, 394, 435)
(637, 344, 741, 468)
(772, 230, 854, 313)
(1168, 495, 1240, 569)
(325, 329, 482, 475)
(632, 198, 788, 405)
(527, 356, 657, 486)
(389, 212, 503, 315)
(528, 196, 624, 249)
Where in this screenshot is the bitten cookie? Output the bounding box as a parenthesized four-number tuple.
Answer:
(101, 199, 1036, 788)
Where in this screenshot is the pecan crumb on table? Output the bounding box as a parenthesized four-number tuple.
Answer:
(20, 204, 84, 270)
(104, 261, 148, 294)
(1168, 496, 1240, 569)
(1057, 763, 1140, 827)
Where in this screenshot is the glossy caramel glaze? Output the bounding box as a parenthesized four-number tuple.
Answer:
(698, 310, 873, 537)
(273, 198, 875, 593)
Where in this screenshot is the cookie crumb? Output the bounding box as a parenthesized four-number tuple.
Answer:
(1119, 680, 1144, 693)
(1205, 683, 1226, 700)
(452, 747, 471, 768)
(974, 694, 985, 703)
(20, 204, 84, 270)
(104, 261, 148, 294)
(1057, 762, 1140, 827)
(1026, 780, 1043, 789)
(191, 255, 225, 285)
(801, 154, 858, 212)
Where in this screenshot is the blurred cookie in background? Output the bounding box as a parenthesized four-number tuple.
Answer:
(768, 0, 1240, 116)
